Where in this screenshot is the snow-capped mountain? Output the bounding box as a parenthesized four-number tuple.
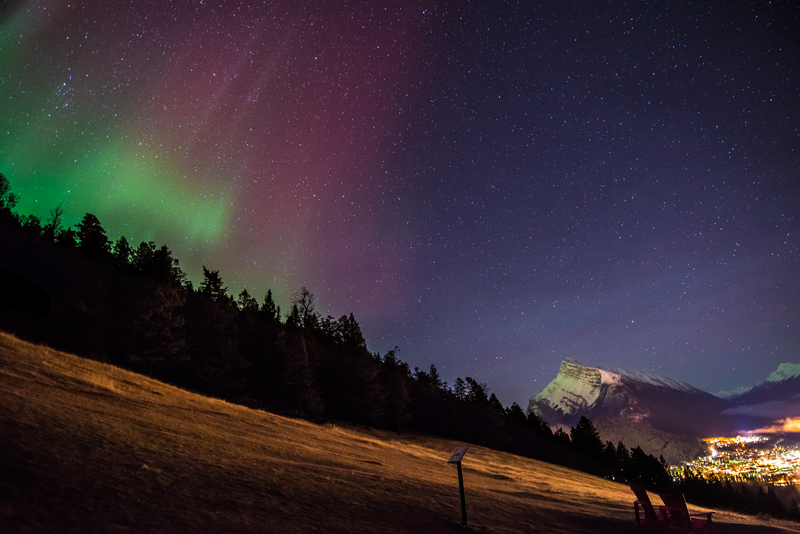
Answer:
(721, 363, 800, 428)
(527, 359, 733, 439)
(717, 362, 800, 398)
(528, 359, 800, 463)
(766, 362, 800, 383)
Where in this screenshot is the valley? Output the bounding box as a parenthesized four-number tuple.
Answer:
(685, 436, 800, 487)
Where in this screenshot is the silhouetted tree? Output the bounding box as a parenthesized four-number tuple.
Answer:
(261, 289, 280, 323)
(42, 205, 65, 242)
(76, 213, 111, 259)
(126, 282, 186, 376)
(199, 266, 231, 303)
(277, 324, 323, 416)
(429, 364, 445, 391)
(19, 214, 42, 236)
(237, 289, 259, 312)
(526, 410, 551, 436)
(132, 241, 156, 270)
(570, 416, 604, 461)
(132, 242, 186, 286)
(112, 236, 133, 268)
(316, 314, 384, 425)
(553, 427, 571, 446)
(488, 392, 505, 415)
(451, 377, 465, 400)
(379, 347, 412, 429)
(184, 270, 241, 392)
(0, 173, 18, 219)
(464, 377, 489, 404)
(505, 402, 528, 428)
(291, 286, 318, 328)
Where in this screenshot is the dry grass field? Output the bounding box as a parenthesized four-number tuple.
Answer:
(2, 331, 799, 533)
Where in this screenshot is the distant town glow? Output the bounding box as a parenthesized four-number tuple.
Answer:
(679, 436, 800, 487)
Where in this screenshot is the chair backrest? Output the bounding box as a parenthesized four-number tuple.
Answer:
(630, 484, 660, 523)
(657, 491, 692, 530)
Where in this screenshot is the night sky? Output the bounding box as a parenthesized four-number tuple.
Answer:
(2, 1, 798, 406)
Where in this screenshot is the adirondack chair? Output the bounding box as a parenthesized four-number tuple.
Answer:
(656, 490, 714, 533)
(629, 484, 669, 532)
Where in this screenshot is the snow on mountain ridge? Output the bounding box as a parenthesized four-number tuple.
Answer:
(534, 360, 605, 415)
(533, 359, 701, 420)
(766, 362, 800, 383)
(598, 368, 623, 386)
(565, 359, 696, 393)
(716, 386, 753, 399)
(716, 362, 799, 397)
(553, 359, 698, 392)
(606, 367, 702, 394)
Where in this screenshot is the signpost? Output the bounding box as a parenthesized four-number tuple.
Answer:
(448, 446, 470, 526)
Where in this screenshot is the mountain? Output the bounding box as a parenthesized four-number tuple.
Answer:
(528, 359, 733, 435)
(527, 359, 799, 464)
(721, 363, 800, 432)
(732, 363, 800, 408)
(717, 363, 800, 399)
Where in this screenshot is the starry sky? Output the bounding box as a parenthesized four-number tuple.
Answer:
(1, 0, 798, 406)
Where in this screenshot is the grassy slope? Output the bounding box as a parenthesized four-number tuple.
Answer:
(1, 332, 798, 534)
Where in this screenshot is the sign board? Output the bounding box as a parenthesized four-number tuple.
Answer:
(447, 445, 470, 526)
(448, 446, 469, 464)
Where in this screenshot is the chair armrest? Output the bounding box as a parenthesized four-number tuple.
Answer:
(655, 506, 671, 522)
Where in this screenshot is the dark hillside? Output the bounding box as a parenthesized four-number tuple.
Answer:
(2, 332, 799, 533)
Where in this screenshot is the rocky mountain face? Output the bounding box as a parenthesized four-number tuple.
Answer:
(527, 359, 799, 464)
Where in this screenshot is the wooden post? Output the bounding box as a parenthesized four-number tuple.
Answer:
(448, 446, 469, 526)
(456, 460, 467, 526)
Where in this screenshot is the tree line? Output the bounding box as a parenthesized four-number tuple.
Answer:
(2, 173, 795, 521)
(673, 467, 800, 521)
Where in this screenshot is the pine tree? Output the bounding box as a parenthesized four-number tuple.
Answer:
(237, 288, 259, 312)
(553, 427, 571, 446)
(113, 236, 133, 268)
(76, 213, 111, 259)
(127, 282, 186, 376)
(488, 392, 505, 415)
(277, 327, 323, 416)
(19, 214, 42, 236)
(0, 172, 18, 219)
(261, 289, 280, 322)
(505, 402, 528, 427)
(182, 269, 242, 392)
(199, 266, 230, 302)
(286, 303, 301, 328)
(429, 364, 445, 390)
(570, 416, 604, 460)
(379, 347, 412, 429)
(464, 377, 488, 403)
(454, 377, 467, 400)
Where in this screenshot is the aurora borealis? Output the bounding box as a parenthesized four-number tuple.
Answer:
(1, 1, 798, 405)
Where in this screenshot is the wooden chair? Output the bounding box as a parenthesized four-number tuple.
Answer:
(656, 490, 714, 533)
(630, 484, 669, 532)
